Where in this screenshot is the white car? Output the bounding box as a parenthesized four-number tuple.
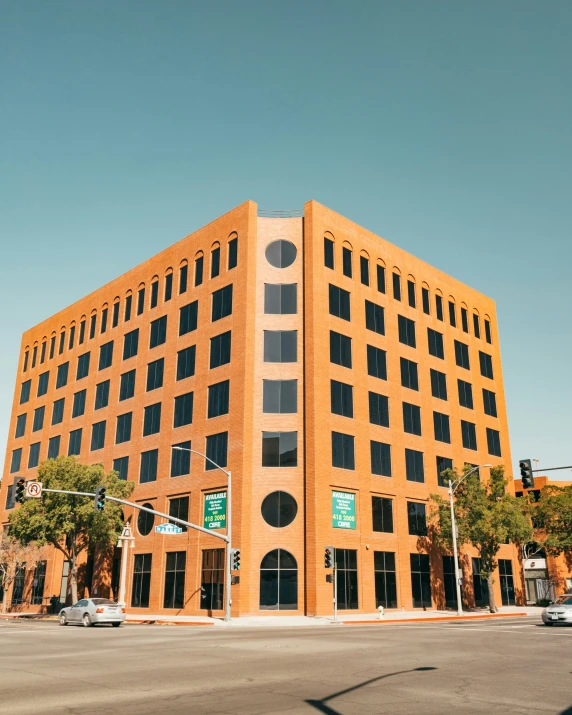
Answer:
(59, 598, 126, 627)
(542, 594, 572, 626)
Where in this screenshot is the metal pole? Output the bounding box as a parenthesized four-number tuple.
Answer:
(225, 471, 232, 623)
(333, 553, 338, 623)
(118, 531, 130, 605)
(449, 479, 463, 616)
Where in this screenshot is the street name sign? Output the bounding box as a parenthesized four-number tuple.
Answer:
(25, 481, 43, 498)
(155, 523, 183, 535)
(332, 490, 356, 529)
(203, 491, 227, 530)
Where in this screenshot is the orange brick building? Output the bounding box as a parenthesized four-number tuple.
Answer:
(0, 201, 523, 616)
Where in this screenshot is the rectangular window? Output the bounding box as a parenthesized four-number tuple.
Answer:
(430, 369, 447, 400)
(210, 331, 231, 369)
(164, 551, 186, 609)
(131, 554, 152, 608)
(32, 345, 37, 368)
(39, 341, 46, 363)
(79, 320, 86, 344)
(407, 502, 427, 536)
(461, 420, 477, 450)
(140, 449, 158, 483)
(179, 300, 198, 336)
(179, 264, 188, 294)
(52, 398, 64, 425)
(461, 307, 469, 333)
(435, 294, 444, 321)
(375, 551, 397, 609)
(330, 380, 353, 418)
(484, 319, 492, 344)
(20, 379, 31, 404)
(335, 549, 359, 610)
(68, 327, 75, 350)
(410, 553, 432, 608)
(330, 331, 352, 368)
(123, 329, 139, 360)
(164, 273, 173, 302)
(72, 390, 87, 419)
(137, 287, 145, 315)
(262, 379, 297, 414)
(324, 237, 334, 269)
(422, 287, 430, 315)
(94, 380, 110, 410)
(473, 314, 480, 338)
(372, 498, 393, 533)
(76, 352, 90, 380)
(437, 456, 453, 486)
(49, 336, 56, 358)
(195, 256, 204, 286)
(15, 414, 27, 438)
(329, 284, 351, 321)
(208, 380, 230, 418)
(31, 561, 47, 605)
(398, 315, 416, 348)
(403, 402, 422, 435)
(407, 280, 416, 308)
(169, 497, 189, 532)
(11, 448, 22, 473)
(28, 442, 40, 468)
(433, 412, 451, 443)
(112, 301, 120, 328)
(369, 391, 389, 427)
(98, 341, 113, 370)
(113, 456, 129, 481)
(174, 392, 194, 428)
(59, 331, 66, 354)
(101, 308, 108, 334)
(264, 283, 297, 315)
(12, 564, 26, 604)
(405, 448, 424, 482)
(392, 273, 401, 301)
(124, 295, 132, 322)
(146, 358, 164, 391)
(23, 350, 29, 372)
(56, 362, 69, 389)
(367, 345, 387, 380)
(342, 247, 352, 278)
(376, 264, 386, 293)
(499, 559, 515, 606)
(38, 371, 49, 397)
(32, 406, 45, 432)
(177, 345, 196, 380)
(5, 484, 15, 509)
(149, 316, 167, 348)
(119, 369, 136, 401)
(486, 428, 502, 457)
(212, 285, 233, 321)
(143, 403, 161, 436)
(427, 328, 444, 359)
(448, 301, 456, 327)
(332, 431, 355, 470)
(68, 428, 82, 456)
(171, 440, 191, 477)
(90, 421, 106, 451)
(211, 247, 220, 278)
(458, 379, 473, 409)
(116, 412, 133, 444)
(228, 237, 238, 269)
(365, 300, 385, 335)
(90, 314, 97, 339)
(360, 255, 369, 286)
(483, 389, 497, 417)
(479, 351, 494, 379)
(400, 357, 419, 390)
(201, 548, 225, 611)
(262, 432, 298, 467)
(263, 330, 297, 363)
(371, 440, 392, 477)
(454, 340, 470, 370)
(205, 431, 228, 470)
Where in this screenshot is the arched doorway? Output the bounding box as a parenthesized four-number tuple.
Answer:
(259, 549, 298, 610)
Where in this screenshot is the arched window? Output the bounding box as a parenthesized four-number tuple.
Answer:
(112, 298, 120, 328)
(150, 276, 159, 309)
(324, 232, 335, 269)
(360, 251, 370, 287)
(392, 267, 402, 301)
(228, 232, 238, 270)
(407, 274, 416, 308)
(164, 268, 173, 302)
(211, 242, 221, 279)
(259, 549, 298, 610)
(40, 338, 47, 364)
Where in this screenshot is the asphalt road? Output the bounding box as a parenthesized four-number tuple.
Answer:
(0, 616, 571, 715)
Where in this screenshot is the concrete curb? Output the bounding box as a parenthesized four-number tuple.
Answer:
(342, 612, 529, 625)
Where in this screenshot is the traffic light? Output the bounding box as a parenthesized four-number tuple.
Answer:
(94, 486, 106, 511)
(14, 478, 25, 504)
(519, 459, 534, 490)
(324, 546, 334, 569)
(231, 548, 241, 571)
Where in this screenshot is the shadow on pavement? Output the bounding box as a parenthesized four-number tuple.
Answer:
(306, 666, 438, 715)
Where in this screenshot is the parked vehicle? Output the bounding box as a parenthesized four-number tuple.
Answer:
(541, 594, 572, 625)
(59, 598, 126, 627)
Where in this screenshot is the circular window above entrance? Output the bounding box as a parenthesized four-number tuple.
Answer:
(261, 491, 298, 528)
(265, 240, 297, 268)
(137, 504, 155, 536)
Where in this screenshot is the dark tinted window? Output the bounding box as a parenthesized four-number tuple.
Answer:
(454, 340, 470, 370)
(72, 389, 86, 418)
(458, 379, 473, 409)
(90, 313, 97, 338)
(371, 440, 391, 476)
(164, 273, 173, 301)
(228, 237, 238, 269)
(28, 442, 41, 468)
(208, 380, 230, 418)
(68, 428, 82, 456)
(137, 511, 154, 537)
(392, 273, 401, 301)
(360, 256, 369, 286)
(195, 256, 204, 286)
(150, 281, 159, 309)
(435, 294, 444, 321)
(171, 440, 191, 477)
(329, 285, 351, 321)
(205, 432, 228, 469)
(411, 553, 431, 608)
(367, 345, 387, 380)
(179, 301, 198, 336)
(32, 406, 45, 432)
(332, 431, 355, 470)
(113, 456, 129, 481)
(146, 358, 164, 391)
(164, 551, 186, 609)
(484, 319, 492, 344)
(461, 420, 477, 450)
(369, 392, 389, 427)
(342, 247, 352, 278)
(473, 314, 480, 338)
(179, 264, 188, 294)
(263, 380, 297, 414)
(169, 497, 189, 532)
(330, 331, 352, 368)
(400, 358, 419, 390)
(405, 448, 424, 482)
(483, 389, 497, 417)
(52, 398, 64, 425)
(90, 421, 106, 451)
(101, 309, 108, 334)
(116, 412, 132, 444)
(375, 551, 397, 608)
(15, 414, 26, 438)
(262, 432, 298, 467)
(56, 363, 69, 389)
(47, 435, 60, 459)
(212, 285, 233, 321)
(422, 287, 430, 315)
(403, 402, 422, 435)
(427, 328, 444, 359)
(433, 412, 451, 443)
(124, 295, 132, 322)
(119, 370, 136, 401)
(479, 351, 494, 379)
(123, 329, 139, 360)
(487, 428, 502, 457)
(264, 284, 297, 314)
(437, 456, 453, 486)
(10, 448, 22, 473)
(372, 497, 393, 532)
(430, 369, 447, 400)
(177, 345, 196, 380)
(140, 449, 158, 483)
(263, 331, 297, 362)
(461, 307, 469, 333)
(143, 403, 161, 436)
(149, 316, 167, 348)
(265, 240, 297, 268)
(398, 315, 416, 348)
(20, 379, 31, 404)
(210, 331, 231, 368)
(94, 380, 110, 410)
(98, 341, 113, 370)
(407, 280, 416, 308)
(448, 301, 456, 327)
(365, 300, 385, 335)
(76, 352, 90, 380)
(324, 237, 334, 269)
(377, 264, 386, 293)
(261, 491, 298, 528)
(211, 247, 220, 278)
(174, 392, 194, 428)
(38, 372, 49, 396)
(330, 380, 353, 418)
(407, 502, 427, 536)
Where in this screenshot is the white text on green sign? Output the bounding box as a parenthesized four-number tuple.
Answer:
(332, 490, 356, 530)
(204, 491, 227, 530)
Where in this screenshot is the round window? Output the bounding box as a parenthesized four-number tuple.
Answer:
(137, 504, 155, 536)
(265, 240, 297, 269)
(261, 491, 298, 528)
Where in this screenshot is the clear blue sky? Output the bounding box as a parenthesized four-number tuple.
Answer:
(1, 1, 570, 478)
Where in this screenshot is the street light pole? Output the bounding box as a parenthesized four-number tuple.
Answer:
(172, 446, 233, 623)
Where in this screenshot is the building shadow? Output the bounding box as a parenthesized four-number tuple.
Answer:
(306, 667, 438, 714)
(558, 708, 572, 715)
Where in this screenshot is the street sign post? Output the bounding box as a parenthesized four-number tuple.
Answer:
(332, 490, 356, 530)
(25, 481, 43, 498)
(155, 523, 183, 535)
(203, 491, 227, 530)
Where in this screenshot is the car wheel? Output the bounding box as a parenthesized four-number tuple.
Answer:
(544, 621, 553, 626)
(112, 622, 121, 628)
(82, 613, 92, 628)
(59, 613, 67, 626)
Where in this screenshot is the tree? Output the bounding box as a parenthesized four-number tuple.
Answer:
(8, 456, 134, 604)
(529, 484, 572, 555)
(430, 465, 532, 612)
(0, 534, 47, 613)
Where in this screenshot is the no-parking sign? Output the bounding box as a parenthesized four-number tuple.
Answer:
(25, 481, 43, 498)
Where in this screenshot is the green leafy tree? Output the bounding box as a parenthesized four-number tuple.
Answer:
(0, 534, 48, 613)
(8, 456, 134, 604)
(430, 465, 532, 612)
(529, 484, 572, 555)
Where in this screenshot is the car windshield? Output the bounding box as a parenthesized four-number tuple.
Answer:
(554, 595, 572, 605)
(90, 598, 116, 605)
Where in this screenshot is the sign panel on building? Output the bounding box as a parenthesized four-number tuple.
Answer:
(332, 490, 356, 530)
(155, 523, 183, 535)
(203, 491, 227, 530)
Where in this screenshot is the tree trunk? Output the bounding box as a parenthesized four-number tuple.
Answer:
(487, 574, 498, 613)
(1, 585, 8, 614)
(69, 537, 78, 604)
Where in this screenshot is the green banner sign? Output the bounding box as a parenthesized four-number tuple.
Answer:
(332, 490, 356, 530)
(203, 491, 227, 531)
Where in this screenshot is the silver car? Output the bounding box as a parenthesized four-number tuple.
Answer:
(59, 598, 126, 627)
(542, 594, 572, 625)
